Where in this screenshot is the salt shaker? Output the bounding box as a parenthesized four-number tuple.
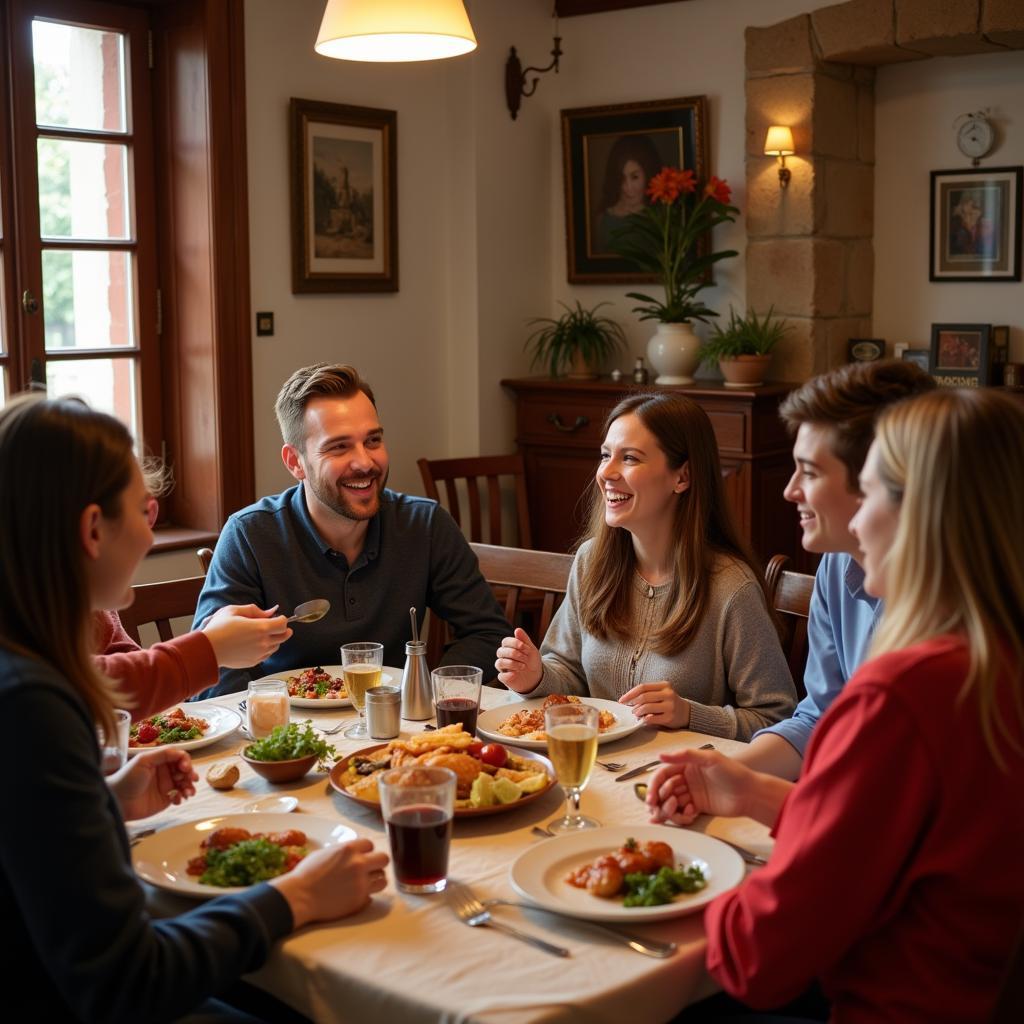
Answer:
(366, 685, 402, 739)
(400, 640, 433, 720)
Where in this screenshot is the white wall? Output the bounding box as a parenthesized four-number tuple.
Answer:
(874, 49, 1024, 361)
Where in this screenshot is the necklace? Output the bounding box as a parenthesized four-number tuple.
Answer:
(634, 570, 656, 599)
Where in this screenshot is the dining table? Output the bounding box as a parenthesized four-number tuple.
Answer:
(138, 684, 774, 1024)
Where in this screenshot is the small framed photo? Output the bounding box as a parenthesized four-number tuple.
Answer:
(290, 98, 398, 293)
(901, 348, 931, 373)
(929, 166, 1022, 282)
(929, 323, 995, 388)
(848, 338, 884, 363)
(561, 96, 708, 284)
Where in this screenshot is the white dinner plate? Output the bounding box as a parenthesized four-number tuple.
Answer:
(475, 696, 643, 749)
(255, 665, 398, 709)
(128, 705, 240, 756)
(509, 825, 745, 922)
(132, 812, 356, 898)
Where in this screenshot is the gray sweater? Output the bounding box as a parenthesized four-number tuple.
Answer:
(533, 541, 796, 741)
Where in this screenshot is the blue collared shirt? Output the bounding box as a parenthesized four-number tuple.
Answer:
(754, 552, 881, 756)
(191, 485, 509, 697)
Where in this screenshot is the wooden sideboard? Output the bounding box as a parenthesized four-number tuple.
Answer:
(501, 376, 805, 567)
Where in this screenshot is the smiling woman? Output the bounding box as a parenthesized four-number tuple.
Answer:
(494, 392, 796, 742)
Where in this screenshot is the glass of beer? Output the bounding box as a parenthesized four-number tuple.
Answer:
(431, 665, 482, 735)
(545, 702, 600, 833)
(379, 766, 457, 893)
(342, 641, 383, 739)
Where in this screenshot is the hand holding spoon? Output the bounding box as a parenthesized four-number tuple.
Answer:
(285, 598, 330, 624)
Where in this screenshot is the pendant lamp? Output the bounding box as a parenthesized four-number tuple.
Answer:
(315, 0, 477, 63)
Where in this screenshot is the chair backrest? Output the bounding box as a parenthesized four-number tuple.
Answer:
(118, 575, 206, 645)
(417, 454, 532, 548)
(764, 554, 816, 697)
(993, 918, 1024, 1023)
(197, 547, 213, 574)
(424, 542, 573, 667)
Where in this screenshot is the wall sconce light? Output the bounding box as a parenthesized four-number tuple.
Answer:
(315, 0, 477, 63)
(764, 125, 795, 187)
(505, 9, 562, 120)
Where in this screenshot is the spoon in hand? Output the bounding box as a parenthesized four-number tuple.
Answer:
(285, 598, 330, 624)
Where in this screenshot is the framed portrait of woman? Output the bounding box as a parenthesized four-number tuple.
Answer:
(929, 166, 1022, 282)
(561, 96, 708, 284)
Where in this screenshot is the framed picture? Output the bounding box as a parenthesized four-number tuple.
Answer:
(901, 348, 931, 374)
(848, 338, 884, 363)
(929, 166, 1022, 282)
(929, 323, 996, 388)
(561, 96, 708, 284)
(290, 98, 398, 293)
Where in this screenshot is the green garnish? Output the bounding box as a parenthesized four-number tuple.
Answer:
(158, 725, 201, 743)
(314, 679, 331, 696)
(200, 838, 291, 887)
(244, 721, 336, 770)
(622, 864, 707, 907)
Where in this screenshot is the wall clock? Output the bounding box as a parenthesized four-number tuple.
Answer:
(955, 112, 995, 165)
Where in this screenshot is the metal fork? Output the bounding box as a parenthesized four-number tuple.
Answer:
(317, 721, 346, 735)
(595, 759, 626, 772)
(447, 881, 569, 957)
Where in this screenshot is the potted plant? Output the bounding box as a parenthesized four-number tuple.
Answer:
(610, 168, 739, 384)
(524, 300, 627, 379)
(700, 306, 790, 388)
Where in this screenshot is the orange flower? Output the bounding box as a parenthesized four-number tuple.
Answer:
(646, 167, 696, 204)
(704, 176, 732, 205)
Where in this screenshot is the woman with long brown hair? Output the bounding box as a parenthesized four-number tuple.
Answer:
(649, 389, 1024, 1020)
(496, 393, 794, 740)
(0, 394, 388, 1023)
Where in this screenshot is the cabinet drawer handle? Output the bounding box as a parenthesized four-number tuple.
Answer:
(547, 413, 589, 433)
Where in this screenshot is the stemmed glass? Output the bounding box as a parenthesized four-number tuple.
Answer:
(544, 702, 600, 833)
(342, 642, 383, 739)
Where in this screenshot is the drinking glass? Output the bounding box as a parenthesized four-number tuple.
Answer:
(545, 702, 600, 832)
(379, 765, 457, 894)
(247, 679, 289, 739)
(98, 708, 131, 775)
(431, 665, 482, 735)
(342, 642, 384, 739)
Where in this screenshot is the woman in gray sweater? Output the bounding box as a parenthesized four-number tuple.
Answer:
(495, 393, 795, 741)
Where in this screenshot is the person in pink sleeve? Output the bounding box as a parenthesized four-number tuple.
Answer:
(650, 389, 1024, 1022)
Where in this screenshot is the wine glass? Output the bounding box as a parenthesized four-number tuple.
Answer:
(342, 642, 383, 739)
(544, 702, 600, 833)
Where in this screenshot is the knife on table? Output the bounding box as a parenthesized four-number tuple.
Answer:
(614, 743, 714, 782)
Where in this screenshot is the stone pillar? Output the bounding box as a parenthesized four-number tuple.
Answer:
(745, 14, 876, 380)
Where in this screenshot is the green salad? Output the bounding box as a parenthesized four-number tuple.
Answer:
(244, 721, 336, 770)
(200, 838, 290, 887)
(623, 864, 707, 907)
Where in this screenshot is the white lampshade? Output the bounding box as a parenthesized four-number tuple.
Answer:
(763, 125, 795, 157)
(315, 0, 478, 62)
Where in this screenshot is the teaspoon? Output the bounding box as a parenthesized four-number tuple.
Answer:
(285, 598, 330, 624)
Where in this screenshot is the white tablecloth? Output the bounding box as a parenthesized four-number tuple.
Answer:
(141, 688, 773, 1024)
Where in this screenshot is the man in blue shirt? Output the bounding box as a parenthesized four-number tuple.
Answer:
(735, 360, 935, 779)
(192, 363, 509, 698)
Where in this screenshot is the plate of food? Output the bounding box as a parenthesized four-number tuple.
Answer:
(329, 724, 556, 818)
(258, 665, 398, 709)
(509, 825, 744, 922)
(476, 694, 643, 749)
(128, 705, 240, 755)
(132, 812, 356, 898)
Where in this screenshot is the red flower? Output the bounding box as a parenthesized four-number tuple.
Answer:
(646, 167, 696, 204)
(703, 176, 732, 205)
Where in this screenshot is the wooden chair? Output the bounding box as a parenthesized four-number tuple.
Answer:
(426, 542, 574, 667)
(197, 547, 213, 574)
(764, 554, 816, 699)
(417, 454, 532, 548)
(118, 575, 206, 645)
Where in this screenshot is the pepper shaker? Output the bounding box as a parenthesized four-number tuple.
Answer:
(400, 640, 433, 720)
(366, 685, 402, 739)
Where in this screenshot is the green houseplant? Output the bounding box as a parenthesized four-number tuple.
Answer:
(609, 167, 739, 384)
(525, 300, 627, 379)
(700, 306, 790, 388)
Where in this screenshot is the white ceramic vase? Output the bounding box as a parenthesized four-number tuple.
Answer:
(646, 322, 701, 385)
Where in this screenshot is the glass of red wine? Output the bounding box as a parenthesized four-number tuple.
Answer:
(430, 665, 483, 736)
(379, 766, 457, 894)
